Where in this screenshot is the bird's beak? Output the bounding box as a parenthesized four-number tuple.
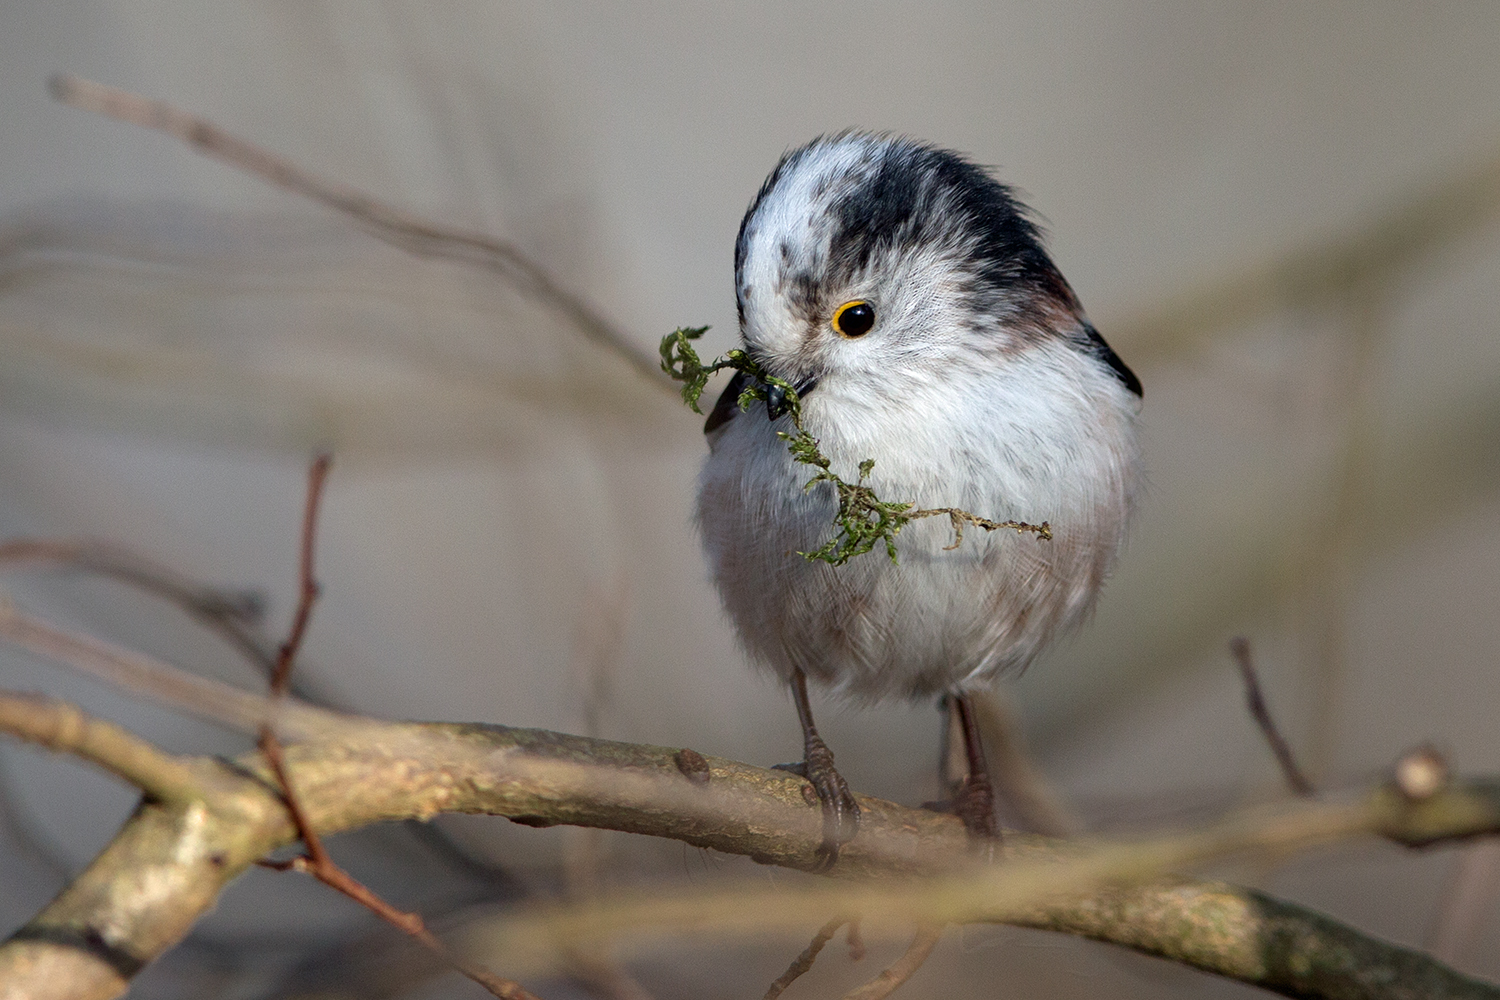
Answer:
(765, 383, 792, 420)
(765, 376, 818, 421)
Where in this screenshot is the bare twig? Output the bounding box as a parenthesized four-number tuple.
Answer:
(0, 599, 340, 737)
(270, 453, 331, 696)
(254, 454, 538, 1000)
(1113, 145, 1500, 363)
(0, 537, 274, 672)
(1230, 637, 1315, 797)
(572, 577, 631, 745)
(256, 732, 333, 872)
(564, 952, 657, 1000)
(762, 916, 850, 1000)
(265, 821, 537, 1000)
(48, 74, 667, 390)
(560, 579, 654, 1000)
(2, 581, 1498, 999)
(839, 924, 943, 1000)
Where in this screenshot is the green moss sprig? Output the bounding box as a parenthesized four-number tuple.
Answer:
(661, 327, 1051, 566)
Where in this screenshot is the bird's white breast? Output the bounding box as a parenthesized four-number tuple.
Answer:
(697, 338, 1141, 702)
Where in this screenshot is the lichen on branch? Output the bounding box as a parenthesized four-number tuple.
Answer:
(660, 326, 1051, 566)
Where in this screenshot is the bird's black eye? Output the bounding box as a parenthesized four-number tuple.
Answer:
(831, 300, 875, 338)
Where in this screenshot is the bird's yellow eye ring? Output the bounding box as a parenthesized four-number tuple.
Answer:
(831, 300, 876, 338)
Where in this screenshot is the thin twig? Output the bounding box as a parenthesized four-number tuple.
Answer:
(48, 74, 667, 390)
(839, 924, 944, 1000)
(566, 951, 657, 1000)
(256, 730, 333, 871)
(1113, 145, 1500, 364)
(270, 453, 331, 695)
(0, 599, 336, 736)
(268, 827, 537, 1000)
(256, 454, 539, 1000)
(763, 916, 850, 1000)
(1231, 637, 1315, 797)
(0, 537, 275, 673)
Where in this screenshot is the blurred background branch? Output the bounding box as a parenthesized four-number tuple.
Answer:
(1, 672, 1498, 1000)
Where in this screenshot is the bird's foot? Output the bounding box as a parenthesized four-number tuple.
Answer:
(922, 777, 999, 841)
(953, 774, 999, 840)
(775, 734, 859, 869)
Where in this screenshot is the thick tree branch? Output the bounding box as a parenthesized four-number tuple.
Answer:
(0, 683, 1497, 1000)
(1021, 876, 1498, 1000)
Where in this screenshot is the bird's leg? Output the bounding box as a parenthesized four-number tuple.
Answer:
(949, 691, 999, 840)
(773, 667, 860, 868)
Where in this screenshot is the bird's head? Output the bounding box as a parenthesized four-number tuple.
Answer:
(733, 133, 1097, 407)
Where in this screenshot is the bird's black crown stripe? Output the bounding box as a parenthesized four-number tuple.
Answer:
(823, 142, 1056, 299)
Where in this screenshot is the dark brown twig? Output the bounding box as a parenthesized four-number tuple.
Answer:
(762, 916, 850, 1000)
(254, 454, 539, 1000)
(1231, 637, 1315, 797)
(49, 74, 667, 390)
(839, 924, 944, 1000)
(256, 731, 333, 870)
(269, 453, 331, 695)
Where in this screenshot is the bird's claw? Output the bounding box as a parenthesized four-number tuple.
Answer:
(799, 733, 860, 869)
(952, 775, 999, 841)
(922, 777, 999, 842)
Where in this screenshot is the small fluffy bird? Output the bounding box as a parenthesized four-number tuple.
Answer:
(697, 133, 1142, 861)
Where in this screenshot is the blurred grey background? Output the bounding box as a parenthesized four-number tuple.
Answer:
(2, 3, 1499, 997)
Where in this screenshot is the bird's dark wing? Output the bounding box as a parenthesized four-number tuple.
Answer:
(1080, 322, 1142, 398)
(704, 370, 751, 434)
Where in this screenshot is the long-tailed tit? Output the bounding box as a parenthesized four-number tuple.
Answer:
(696, 134, 1143, 863)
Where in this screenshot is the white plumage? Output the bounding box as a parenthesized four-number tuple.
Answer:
(698, 133, 1142, 703)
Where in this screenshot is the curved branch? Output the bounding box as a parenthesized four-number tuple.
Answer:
(0, 688, 1496, 1000)
(0, 538, 272, 672)
(48, 75, 669, 391)
(0, 692, 203, 803)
